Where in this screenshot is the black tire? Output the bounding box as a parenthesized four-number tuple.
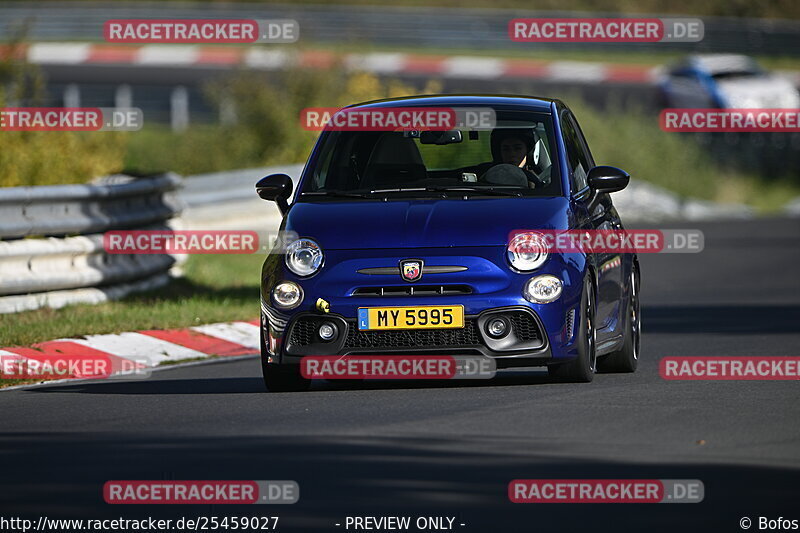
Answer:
(260, 322, 311, 392)
(262, 362, 311, 392)
(598, 264, 640, 373)
(327, 379, 364, 389)
(548, 276, 596, 383)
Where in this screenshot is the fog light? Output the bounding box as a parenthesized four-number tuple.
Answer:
(486, 317, 509, 338)
(524, 275, 563, 303)
(318, 322, 337, 342)
(272, 281, 303, 309)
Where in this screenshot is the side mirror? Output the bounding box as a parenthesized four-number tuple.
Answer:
(587, 166, 630, 193)
(256, 173, 293, 214)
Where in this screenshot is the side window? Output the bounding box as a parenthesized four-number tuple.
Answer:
(670, 69, 698, 80)
(570, 113, 595, 169)
(560, 112, 592, 193)
(312, 143, 334, 190)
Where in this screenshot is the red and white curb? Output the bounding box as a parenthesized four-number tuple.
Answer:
(9, 42, 663, 84)
(6, 43, 800, 87)
(0, 318, 261, 385)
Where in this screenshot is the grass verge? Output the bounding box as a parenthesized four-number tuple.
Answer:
(0, 253, 264, 349)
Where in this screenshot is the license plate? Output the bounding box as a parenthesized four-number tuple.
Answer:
(357, 305, 464, 331)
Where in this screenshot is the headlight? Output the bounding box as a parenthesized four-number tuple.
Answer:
(272, 281, 303, 309)
(507, 232, 548, 271)
(524, 275, 563, 304)
(285, 238, 323, 277)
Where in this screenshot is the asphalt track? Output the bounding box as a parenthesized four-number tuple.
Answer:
(1, 217, 799, 532)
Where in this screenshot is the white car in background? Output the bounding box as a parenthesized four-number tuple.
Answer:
(659, 54, 800, 109)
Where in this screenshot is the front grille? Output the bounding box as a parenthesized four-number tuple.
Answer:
(289, 319, 318, 347)
(508, 311, 541, 342)
(352, 285, 472, 297)
(357, 265, 467, 275)
(344, 320, 481, 349)
(287, 309, 545, 353)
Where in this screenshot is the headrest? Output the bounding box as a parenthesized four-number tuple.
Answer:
(366, 133, 424, 166)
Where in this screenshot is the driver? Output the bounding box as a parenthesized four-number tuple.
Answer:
(464, 128, 544, 188)
(490, 128, 541, 186)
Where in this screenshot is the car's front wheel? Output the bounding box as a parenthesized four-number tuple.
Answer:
(262, 362, 312, 392)
(260, 325, 311, 392)
(548, 277, 596, 383)
(598, 264, 640, 373)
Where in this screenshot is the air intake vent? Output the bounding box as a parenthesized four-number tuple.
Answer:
(352, 285, 472, 297)
(345, 320, 482, 349)
(565, 309, 576, 341)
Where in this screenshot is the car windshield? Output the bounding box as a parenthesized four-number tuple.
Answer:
(300, 109, 562, 199)
(709, 65, 765, 80)
(704, 57, 764, 80)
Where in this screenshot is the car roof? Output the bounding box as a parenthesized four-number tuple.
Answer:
(684, 54, 760, 75)
(344, 94, 557, 114)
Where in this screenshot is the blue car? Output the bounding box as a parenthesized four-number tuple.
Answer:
(256, 95, 640, 391)
(659, 54, 800, 109)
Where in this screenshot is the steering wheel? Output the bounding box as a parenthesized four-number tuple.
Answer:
(480, 163, 551, 189)
(480, 164, 529, 187)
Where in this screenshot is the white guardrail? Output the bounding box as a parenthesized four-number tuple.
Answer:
(0, 165, 300, 315)
(0, 173, 183, 314)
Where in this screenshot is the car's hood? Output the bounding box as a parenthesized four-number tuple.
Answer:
(716, 76, 800, 108)
(285, 197, 569, 249)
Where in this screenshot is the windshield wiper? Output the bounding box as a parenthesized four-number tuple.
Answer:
(370, 187, 523, 197)
(301, 190, 372, 199)
(303, 187, 524, 199)
(422, 186, 524, 197)
(369, 188, 427, 193)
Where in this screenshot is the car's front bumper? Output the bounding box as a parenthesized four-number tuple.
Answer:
(262, 301, 585, 368)
(261, 246, 586, 367)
